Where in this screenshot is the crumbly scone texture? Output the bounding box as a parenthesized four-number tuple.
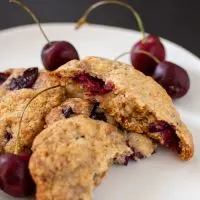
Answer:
(45, 97, 157, 159)
(0, 88, 66, 154)
(45, 98, 94, 126)
(127, 133, 157, 160)
(29, 116, 132, 200)
(53, 56, 194, 160)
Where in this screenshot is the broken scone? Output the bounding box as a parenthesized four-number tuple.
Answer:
(29, 115, 132, 200)
(53, 56, 194, 160)
(45, 97, 157, 161)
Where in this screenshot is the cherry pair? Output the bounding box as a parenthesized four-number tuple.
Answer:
(76, 0, 190, 99)
(131, 35, 190, 99)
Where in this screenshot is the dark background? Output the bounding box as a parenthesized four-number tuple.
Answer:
(0, 0, 199, 56)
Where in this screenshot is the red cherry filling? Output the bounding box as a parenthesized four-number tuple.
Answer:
(72, 72, 114, 96)
(0, 72, 10, 85)
(0, 153, 35, 197)
(149, 121, 180, 152)
(9, 68, 39, 90)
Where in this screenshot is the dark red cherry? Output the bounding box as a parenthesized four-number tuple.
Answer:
(153, 61, 190, 99)
(41, 41, 79, 71)
(0, 72, 10, 85)
(131, 35, 165, 76)
(0, 153, 35, 197)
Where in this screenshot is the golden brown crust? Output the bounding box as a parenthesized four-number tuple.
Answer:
(0, 67, 67, 153)
(0, 88, 66, 154)
(29, 116, 132, 200)
(53, 57, 194, 160)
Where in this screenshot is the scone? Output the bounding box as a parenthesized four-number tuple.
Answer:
(52, 56, 194, 160)
(0, 67, 66, 153)
(45, 98, 157, 161)
(29, 115, 132, 200)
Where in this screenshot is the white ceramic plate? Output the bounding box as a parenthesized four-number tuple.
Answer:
(0, 23, 199, 200)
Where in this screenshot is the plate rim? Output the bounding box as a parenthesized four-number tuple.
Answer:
(0, 22, 199, 62)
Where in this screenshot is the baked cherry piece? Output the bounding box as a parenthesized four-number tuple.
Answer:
(149, 121, 180, 153)
(0, 153, 35, 197)
(62, 107, 74, 118)
(131, 35, 165, 76)
(124, 151, 144, 165)
(9, 67, 39, 90)
(153, 61, 190, 99)
(41, 41, 79, 71)
(10, 0, 79, 71)
(90, 102, 107, 122)
(72, 72, 114, 96)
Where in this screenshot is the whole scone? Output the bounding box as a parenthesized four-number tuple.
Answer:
(29, 115, 132, 200)
(52, 56, 194, 160)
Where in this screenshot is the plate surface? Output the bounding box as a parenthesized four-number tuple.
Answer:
(0, 23, 199, 200)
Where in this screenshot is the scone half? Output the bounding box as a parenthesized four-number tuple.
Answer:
(52, 57, 194, 160)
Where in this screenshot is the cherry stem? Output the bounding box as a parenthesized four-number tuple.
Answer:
(14, 85, 62, 154)
(114, 51, 130, 61)
(114, 50, 161, 64)
(9, 0, 50, 43)
(75, 0, 146, 40)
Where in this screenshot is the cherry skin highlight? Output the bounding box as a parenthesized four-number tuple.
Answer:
(131, 35, 165, 76)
